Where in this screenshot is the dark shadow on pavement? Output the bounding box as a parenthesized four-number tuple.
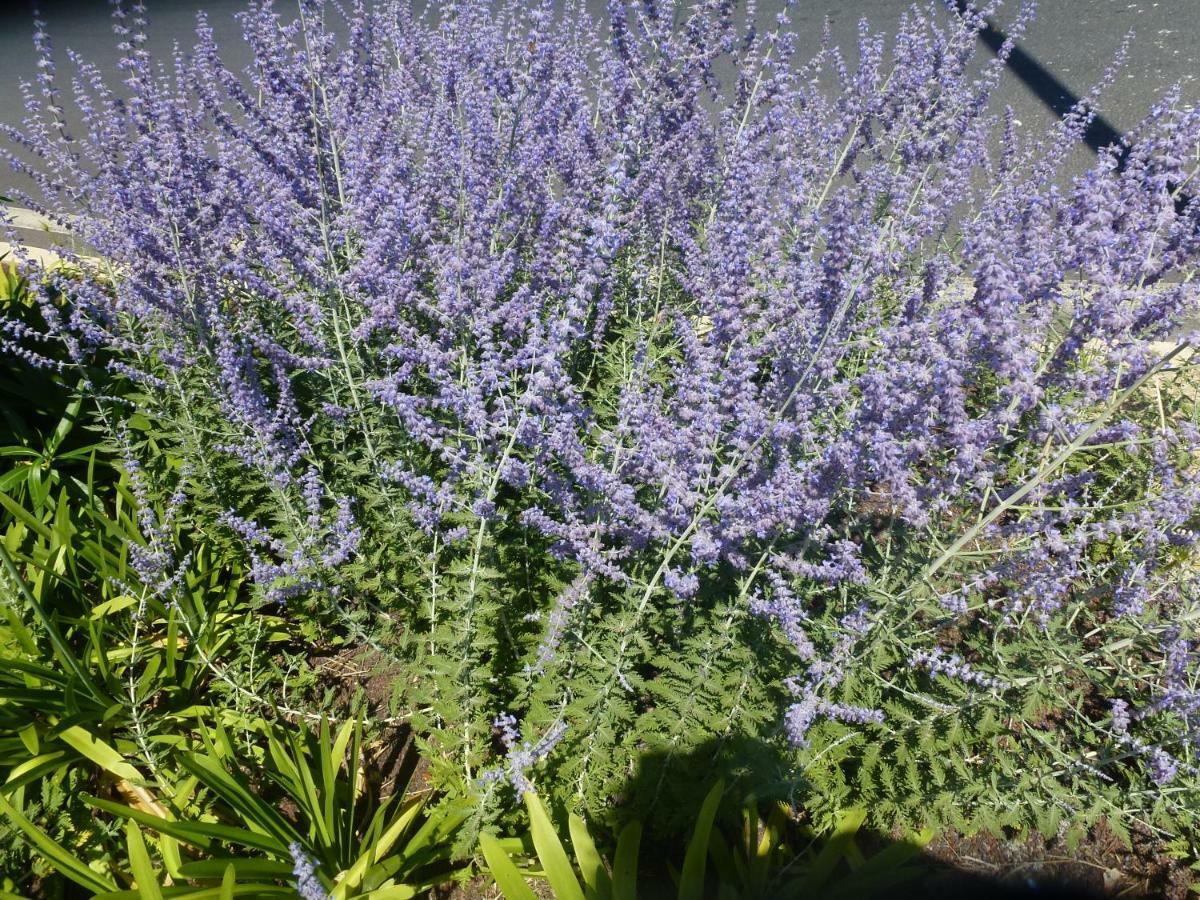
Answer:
(952, 0, 1124, 159)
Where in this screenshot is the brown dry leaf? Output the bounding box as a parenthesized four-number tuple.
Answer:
(115, 778, 170, 819)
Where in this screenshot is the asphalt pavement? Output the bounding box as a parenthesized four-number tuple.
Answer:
(0, 0, 1196, 186)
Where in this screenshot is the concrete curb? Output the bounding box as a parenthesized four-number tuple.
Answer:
(1, 203, 94, 264)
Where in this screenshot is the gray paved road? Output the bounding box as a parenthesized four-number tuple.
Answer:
(0, 0, 1196, 185)
(797, 0, 1199, 136)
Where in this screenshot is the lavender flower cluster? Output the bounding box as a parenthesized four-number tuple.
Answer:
(909, 647, 1007, 692)
(5, 0, 1200, 817)
(288, 842, 328, 900)
(478, 712, 569, 799)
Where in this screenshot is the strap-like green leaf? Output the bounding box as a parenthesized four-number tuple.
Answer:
(705, 829, 737, 890)
(220, 864, 236, 900)
(58, 725, 144, 783)
(611, 821, 641, 900)
(159, 833, 184, 880)
(1, 657, 68, 684)
(403, 802, 466, 859)
(780, 807, 868, 900)
(277, 729, 329, 849)
(525, 791, 585, 900)
(126, 819, 165, 900)
(330, 716, 357, 860)
(317, 717, 337, 851)
(818, 826, 936, 900)
(359, 886, 418, 900)
(45, 393, 82, 456)
(0, 491, 53, 541)
(0, 792, 117, 894)
(1, 603, 37, 655)
(85, 795, 287, 855)
(479, 832, 537, 900)
(2, 751, 67, 793)
(330, 794, 425, 900)
(164, 608, 179, 679)
(742, 802, 762, 886)
(568, 812, 611, 900)
(0, 538, 103, 696)
(177, 859, 295, 879)
(678, 780, 724, 900)
(95, 887, 294, 899)
(176, 753, 302, 849)
(17, 724, 39, 756)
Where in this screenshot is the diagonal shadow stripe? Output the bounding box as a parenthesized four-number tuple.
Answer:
(952, 0, 1125, 157)
(953, 1, 1197, 218)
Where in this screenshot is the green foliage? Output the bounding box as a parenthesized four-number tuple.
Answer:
(479, 788, 697, 900)
(0, 266, 305, 892)
(0, 408, 283, 890)
(79, 715, 468, 898)
(3, 223, 1200, 895)
(0, 266, 475, 897)
(480, 782, 934, 900)
(1, 712, 468, 897)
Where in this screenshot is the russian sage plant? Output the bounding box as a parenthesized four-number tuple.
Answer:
(4, 0, 1200, 838)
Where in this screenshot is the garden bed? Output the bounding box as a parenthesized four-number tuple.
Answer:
(2, 1, 1200, 897)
